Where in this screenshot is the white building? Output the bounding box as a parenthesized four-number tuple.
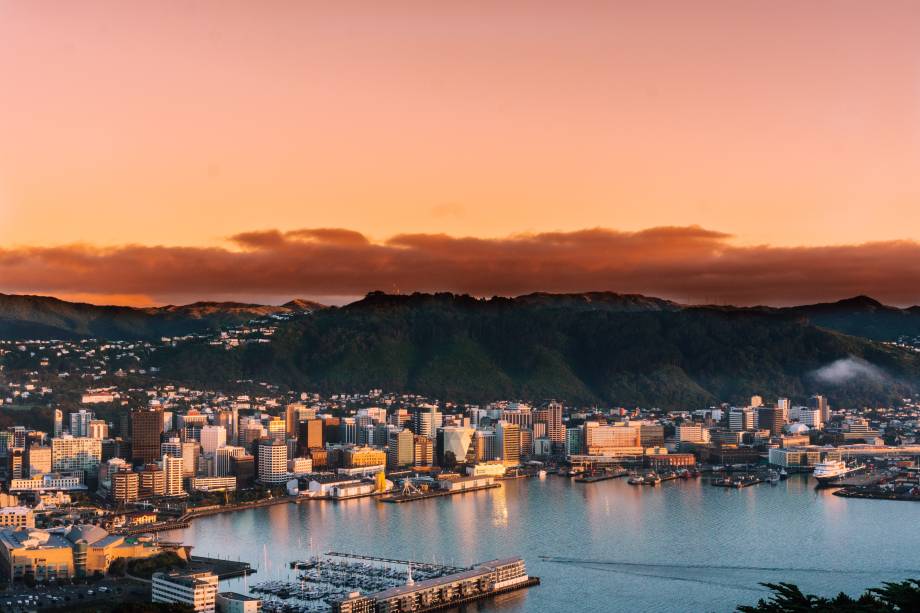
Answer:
(200, 426, 227, 456)
(257, 440, 289, 484)
(152, 571, 218, 613)
(161, 454, 185, 497)
(51, 435, 102, 477)
(216, 592, 262, 613)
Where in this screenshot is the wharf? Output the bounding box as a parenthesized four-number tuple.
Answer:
(187, 555, 255, 579)
(711, 474, 764, 488)
(380, 483, 500, 503)
(575, 470, 628, 483)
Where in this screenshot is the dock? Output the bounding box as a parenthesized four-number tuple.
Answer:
(575, 469, 628, 483)
(380, 482, 500, 503)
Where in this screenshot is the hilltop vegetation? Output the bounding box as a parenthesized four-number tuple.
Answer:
(151, 292, 920, 408)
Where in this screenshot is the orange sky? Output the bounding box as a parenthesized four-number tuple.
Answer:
(1, 2, 920, 305)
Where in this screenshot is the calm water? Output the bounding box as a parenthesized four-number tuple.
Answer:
(166, 476, 920, 612)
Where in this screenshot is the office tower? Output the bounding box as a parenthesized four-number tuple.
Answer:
(200, 425, 227, 455)
(799, 408, 822, 429)
(266, 417, 286, 442)
(285, 403, 305, 438)
(161, 437, 183, 458)
(413, 435, 433, 467)
(257, 439, 289, 483)
(112, 468, 140, 503)
(323, 417, 341, 444)
(51, 435, 102, 477)
(241, 422, 264, 447)
(88, 419, 108, 440)
(295, 419, 324, 455)
(53, 409, 63, 438)
(6, 448, 24, 480)
(216, 446, 247, 476)
(675, 424, 710, 445)
(474, 430, 498, 462)
(501, 404, 533, 428)
(26, 445, 52, 477)
(728, 407, 756, 432)
(808, 395, 829, 425)
(139, 463, 166, 498)
(496, 421, 521, 467)
(230, 455, 255, 488)
(535, 402, 565, 445)
(583, 422, 641, 453)
(69, 409, 94, 437)
(340, 418, 357, 444)
(8, 427, 27, 449)
(412, 406, 443, 438)
(757, 407, 785, 437)
(132, 408, 165, 465)
(182, 441, 199, 477)
(519, 428, 533, 459)
(162, 454, 184, 496)
(565, 427, 584, 456)
(386, 429, 415, 469)
(230, 406, 239, 444)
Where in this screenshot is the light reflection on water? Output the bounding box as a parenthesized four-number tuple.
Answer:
(166, 475, 920, 612)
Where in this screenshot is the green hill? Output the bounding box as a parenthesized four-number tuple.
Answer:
(151, 292, 920, 408)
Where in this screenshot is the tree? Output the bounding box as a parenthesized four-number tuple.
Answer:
(737, 579, 920, 612)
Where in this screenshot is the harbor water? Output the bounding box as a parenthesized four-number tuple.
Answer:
(166, 475, 920, 612)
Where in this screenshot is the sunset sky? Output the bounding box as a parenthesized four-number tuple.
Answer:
(2, 1, 920, 306)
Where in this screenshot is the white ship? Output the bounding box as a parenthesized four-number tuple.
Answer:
(813, 460, 863, 484)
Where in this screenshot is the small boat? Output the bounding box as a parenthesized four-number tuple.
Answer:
(538, 470, 547, 479)
(779, 468, 788, 480)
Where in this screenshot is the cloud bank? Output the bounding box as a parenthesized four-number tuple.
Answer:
(809, 357, 888, 386)
(3, 226, 920, 306)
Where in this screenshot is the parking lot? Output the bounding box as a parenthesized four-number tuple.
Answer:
(1, 578, 150, 612)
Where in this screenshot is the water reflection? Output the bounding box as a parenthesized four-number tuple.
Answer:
(168, 474, 920, 612)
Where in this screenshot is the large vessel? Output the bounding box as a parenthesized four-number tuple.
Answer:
(813, 460, 864, 484)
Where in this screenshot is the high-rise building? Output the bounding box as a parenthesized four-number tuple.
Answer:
(285, 403, 305, 438)
(216, 446, 247, 476)
(6, 448, 24, 480)
(53, 409, 64, 438)
(266, 418, 286, 442)
(152, 571, 218, 613)
(728, 407, 756, 432)
(200, 426, 227, 456)
(139, 463, 166, 498)
(296, 419, 324, 455)
(88, 420, 108, 440)
(757, 407, 785, 437)
(257, 439, 289, 484)
(26, 445, 52, 477)
(583, 422, 641, 454)
(112, 468, 140, 503)
(51, 435, 102, 477)
(808, 395, 829, 424)
(339, 418, 357, 445)
(639, 424, 665, 447)
(162, 454, 184, 497)
(132, 408, 165, 465)
(413, 435, 433, 467)
(565, 427, 584, 456)
(536, 402, 565, 445)
(386, 429, 414, 469)
(496, 421, 521, 467)
(473, 430, 498, 463)
(161, 437, 183, 458)
(69, 410, 94, 438)
(412, 407, 442, 438)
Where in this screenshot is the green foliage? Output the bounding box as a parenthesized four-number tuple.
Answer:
(737, 579, 920, 612)
(152, 293, 920, 409)
(126, 551, 187, 579)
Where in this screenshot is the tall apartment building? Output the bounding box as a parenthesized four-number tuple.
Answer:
(53, 409, 63, 438)
(257, 439, 289, 484)
(132, 408, 165, 465)
(139, 463, 166, 498)
(112, 468, 140, 503)
(162, 454, 184, 497)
